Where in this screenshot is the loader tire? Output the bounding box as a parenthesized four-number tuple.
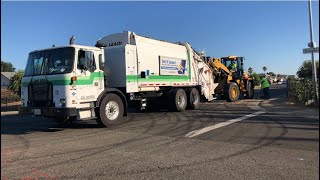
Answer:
(186, 88, 200, 110)
(169, 88, 187, 112)
(246, 81, 254, 99)
(225, 82, 240, 102)
(96, 94, 124, 127)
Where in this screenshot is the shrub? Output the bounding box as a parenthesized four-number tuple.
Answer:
(1, 89, 20, 103)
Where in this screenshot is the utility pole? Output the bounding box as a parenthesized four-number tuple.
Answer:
(307, 0, 318, 106)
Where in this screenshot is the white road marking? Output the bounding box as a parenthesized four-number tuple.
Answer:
(185, 111, 265, 138)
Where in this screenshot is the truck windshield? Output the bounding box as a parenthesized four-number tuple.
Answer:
(24, 47, 75, 77)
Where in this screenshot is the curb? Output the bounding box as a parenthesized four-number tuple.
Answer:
(1, 111, 18, 116)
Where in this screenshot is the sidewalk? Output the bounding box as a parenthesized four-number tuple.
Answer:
(259, 98, 319, 119)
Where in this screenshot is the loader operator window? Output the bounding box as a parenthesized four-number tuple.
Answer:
(77, 50, 96, 72)
(226, 60, 237, 72)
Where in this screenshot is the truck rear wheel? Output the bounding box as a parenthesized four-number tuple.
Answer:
(169, 88, 187, 112)
(225, 82, 240, 102)
(186, 88, 200, 110)
(96, 94, 124, 127)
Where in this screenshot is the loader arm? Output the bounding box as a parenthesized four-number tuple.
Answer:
(207, 58, 232, 76)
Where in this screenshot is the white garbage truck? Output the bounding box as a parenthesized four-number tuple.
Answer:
(19, 31, 218, 127)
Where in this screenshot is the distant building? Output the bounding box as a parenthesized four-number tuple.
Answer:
(1, 72, 15, 89)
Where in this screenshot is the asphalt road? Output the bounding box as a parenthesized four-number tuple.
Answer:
(1, 84, 319, 180)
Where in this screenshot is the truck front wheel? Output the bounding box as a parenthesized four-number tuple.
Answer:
(96, 94, 124, 127)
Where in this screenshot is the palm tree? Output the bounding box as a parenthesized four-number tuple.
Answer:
(262, 66, 267, 74)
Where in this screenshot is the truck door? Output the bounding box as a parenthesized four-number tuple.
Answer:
(76, 49, 101, 102)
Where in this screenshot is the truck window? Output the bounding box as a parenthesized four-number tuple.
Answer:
(33, 57, 44, 75)
(78, 50, 96, 72)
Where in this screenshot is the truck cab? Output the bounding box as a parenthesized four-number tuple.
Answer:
(19, 45, 105, 122)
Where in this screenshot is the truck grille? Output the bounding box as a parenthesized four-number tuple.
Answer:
(28, 82, 53, 107)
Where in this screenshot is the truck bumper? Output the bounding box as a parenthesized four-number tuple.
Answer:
(18, 106, 77, 117)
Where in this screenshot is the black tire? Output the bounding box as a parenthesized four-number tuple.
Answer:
(246, 81, 254, 99)
(169, 88, 187, 112)
(96, 94, 124, 127)
(186, 88, 200, 110)
(224, 82, 240, 102)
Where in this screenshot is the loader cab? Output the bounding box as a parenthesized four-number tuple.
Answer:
(221, 56, 244, 80)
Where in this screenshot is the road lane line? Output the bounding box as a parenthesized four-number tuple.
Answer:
(185, 111, 265, 138)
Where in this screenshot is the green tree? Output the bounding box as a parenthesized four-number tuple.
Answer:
(8, 70, 24, 96)
(1, 61, 16, 72)
(296, 60, 319, 79)
(251, 72, 261, 86)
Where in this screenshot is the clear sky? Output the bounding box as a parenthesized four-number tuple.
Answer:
(1, 1, 319, 75)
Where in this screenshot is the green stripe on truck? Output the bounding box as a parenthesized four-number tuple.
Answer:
(126, 75, 190, 82)
(21, 72, 104, 87)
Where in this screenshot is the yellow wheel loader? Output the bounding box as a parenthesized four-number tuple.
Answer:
(206, 56, 254, 102)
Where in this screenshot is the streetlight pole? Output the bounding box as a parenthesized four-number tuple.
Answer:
(307, 0, 318, 105)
